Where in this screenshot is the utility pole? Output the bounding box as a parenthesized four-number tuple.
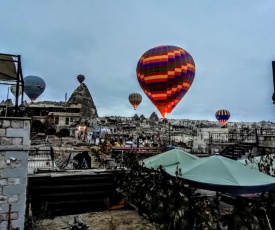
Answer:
(168, 122, 171, 145)
(272, 61, 275, 104)
(99, 123, 102, 144)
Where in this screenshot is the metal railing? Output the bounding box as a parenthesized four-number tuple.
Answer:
(257, 128, 275, 135)
(28, 148, 55, 169)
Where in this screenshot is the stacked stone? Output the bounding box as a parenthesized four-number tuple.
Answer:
(0, 118, 30, 229)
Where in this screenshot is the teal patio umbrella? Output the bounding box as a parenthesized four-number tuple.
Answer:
(142, 148, 200, 170)
(164, 154, 275, 194)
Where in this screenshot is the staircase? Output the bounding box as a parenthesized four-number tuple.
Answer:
(220, 129, 257, 160)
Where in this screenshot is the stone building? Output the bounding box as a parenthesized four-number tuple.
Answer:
(193, 127, 229, 153)
(28, 101, 82, 136)
(0, 82, 99, 137)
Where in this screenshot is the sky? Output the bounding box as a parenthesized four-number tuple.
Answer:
(0, 0, 275, 122)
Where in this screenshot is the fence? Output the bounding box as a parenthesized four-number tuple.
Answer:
(28, 147, 55, 169)
(28, 147, 99, 170)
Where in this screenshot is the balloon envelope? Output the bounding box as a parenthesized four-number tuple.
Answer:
(129, 93, 142, 110)
(215, 109, 230, 125)
(136, 45, 195, 118)
(10, 85, 23, 97)
(24, 75, 46, 102)
(77, 74, 85, 83)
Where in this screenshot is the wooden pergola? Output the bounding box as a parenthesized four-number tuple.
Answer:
(0, 53, 24, 116)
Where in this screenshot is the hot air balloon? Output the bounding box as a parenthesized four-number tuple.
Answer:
(129, 93, 142, 110)
(136, 45, 195, 118)
(10, 85, 23, 97)
(24, 75, 46, 102)
(77, 74, 85, 84)
(215, 109, 230, 126)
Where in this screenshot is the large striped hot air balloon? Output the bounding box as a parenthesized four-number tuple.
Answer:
(215, 109, 230, 126)
(136, 45, 195, 118)
(129, 93, 142, 110)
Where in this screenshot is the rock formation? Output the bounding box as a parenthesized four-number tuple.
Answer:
(140, 114, 145, 120)
(133, 114, 139, 121)
(67, 83, 98, 119)
(149, 112, 159, 121)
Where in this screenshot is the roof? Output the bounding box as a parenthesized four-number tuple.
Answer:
(48, 112, 81, 117)
(112, 146, 159, 151)
(112, 146, 160, 155)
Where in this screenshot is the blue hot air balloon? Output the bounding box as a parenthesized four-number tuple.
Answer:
(24, 75, 46, 102)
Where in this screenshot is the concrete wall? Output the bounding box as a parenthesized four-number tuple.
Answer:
(193, 128, 209, 149)
(0, 117, 30, 229)
(193, 128, 229, 151)
(258, 135, 275, 148)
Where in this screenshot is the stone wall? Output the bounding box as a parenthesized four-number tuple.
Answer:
(0, 117, 30, 229)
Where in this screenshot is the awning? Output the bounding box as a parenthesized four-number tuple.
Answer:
(0, 54, 17, 81)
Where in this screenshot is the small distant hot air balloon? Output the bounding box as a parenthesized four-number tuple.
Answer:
(24, 75, 46, 102)
(129, 93, 142, 110)
(77, 74, 85, 84)
(136, 45, 195, 118)
(215, 109, 230, 126)
(10, 85, 23, 97)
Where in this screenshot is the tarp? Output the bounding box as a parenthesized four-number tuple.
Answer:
(125, 141, 134, 145)
(143, 148, 200, 170)
(0, 54, 17, 81)
(164, 154, 275, 194)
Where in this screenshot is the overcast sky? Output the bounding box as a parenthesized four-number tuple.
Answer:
(1, 0, 275, 122)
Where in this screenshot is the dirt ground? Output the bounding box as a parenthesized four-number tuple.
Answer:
(38, 209, 155, 230)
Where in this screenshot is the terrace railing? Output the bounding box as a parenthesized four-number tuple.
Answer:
(28, 147, 55, 169)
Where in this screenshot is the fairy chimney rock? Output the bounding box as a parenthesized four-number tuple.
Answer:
(67, 83, 98, 119)
(149, 112, 159, 121)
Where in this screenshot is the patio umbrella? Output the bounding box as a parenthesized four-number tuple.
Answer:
(142, 148, 200, 170)
(164, 154, 275, 194)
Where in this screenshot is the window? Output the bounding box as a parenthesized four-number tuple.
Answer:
(65, 117, 69, 125)
(55, 117, 59, 125)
